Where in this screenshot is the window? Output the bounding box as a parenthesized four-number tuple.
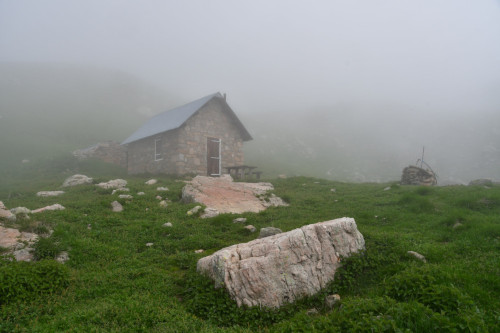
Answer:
(154, 138, 162, 161)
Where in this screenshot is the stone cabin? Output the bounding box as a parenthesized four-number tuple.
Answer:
(121, 92, 252, 175)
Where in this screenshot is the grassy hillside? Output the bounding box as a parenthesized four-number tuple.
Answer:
(1, 161, 499, 332)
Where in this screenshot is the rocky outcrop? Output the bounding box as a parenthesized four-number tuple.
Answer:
(468, 179, 493, 186)
(63, 174, 93, 187)
(182, 175, 288, 218)
(401, 166, 437, 186)
(258, 227, 282, 239)
(0, 226, 39, 262)
(197, 217, 365, 308)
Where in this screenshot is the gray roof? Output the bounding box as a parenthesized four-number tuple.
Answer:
(121, 92, 252, 145)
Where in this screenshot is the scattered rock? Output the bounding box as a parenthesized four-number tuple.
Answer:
(202, 207, 219, 218)
(111, 201, 123, 212)
(233, 217, 247, 224)
(13, 248, 34, 262)
(330, 188, 336, 192)
(407, 250, 426, 263)
(452, 222, 463, 229)
(63, 174, 93, 187)
(31, 204, 65, 214)
(146, 243, 154, 247)
(0, 201, 5, 209)
(21, 159, 30, 164)
(159, 200, 168, 208)
(182, 175, 288, 217)
(157, 187, 169, 191)
(324, 294, 341, 309)
(383, 186, 391, 191)
(0, 206, 16, 221)
(96, 179, 127, 189)
(258, 227, 282, 239)
(197, 217, 365, 308)
(87, 224, 92, 230)
(401, 166, 437, 186)
(118, 194, 133, 200)
(0, 226, 22, 248)
(468, 179, 493, 186)
(163, 222, 173, 227)
(195, 249, 204, 254)
(36, 191, 65, 197)
(306, 308, 319, 315)
(278, 174, 287, 179)
(10, 207, 31, 215)
(137, 192, 145, 196)
(155, 195, 163, 200)
(111, 188, 130, 195)
(56, 251, 69, 263)
(145, 179, 158, 185)
(187, 206, 202, 216)
(244, 225, 256, 233)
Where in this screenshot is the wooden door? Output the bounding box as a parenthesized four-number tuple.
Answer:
(207, 137, 221, 176)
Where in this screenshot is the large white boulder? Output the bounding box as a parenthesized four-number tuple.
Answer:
(197, 217, 365, 308)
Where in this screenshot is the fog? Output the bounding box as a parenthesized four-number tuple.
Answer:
(1, 1, 500, 183)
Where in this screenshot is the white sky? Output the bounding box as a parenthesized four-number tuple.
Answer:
(1, 0, 500, 115)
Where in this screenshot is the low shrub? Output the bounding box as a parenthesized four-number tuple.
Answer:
(33, 237, 63, 261)
(0, 260, 70, 304)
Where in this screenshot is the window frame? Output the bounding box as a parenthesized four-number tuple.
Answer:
(154, 138, 163, 161)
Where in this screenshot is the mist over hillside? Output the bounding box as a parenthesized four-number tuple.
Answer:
(243, 102, 500, 184)
(0, 63, 178, 172)
(1, 63, 499, 184)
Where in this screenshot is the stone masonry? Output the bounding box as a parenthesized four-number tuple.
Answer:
(126, 98, 245, 175)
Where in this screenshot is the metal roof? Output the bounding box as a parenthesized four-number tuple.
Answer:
(121, 92, 252, 145)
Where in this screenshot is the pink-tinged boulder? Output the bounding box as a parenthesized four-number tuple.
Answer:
(197, 217, 365, 308)
(63, 174, 93, 187)
(31, 204, 65, 214)
(96, 179, 127, 189)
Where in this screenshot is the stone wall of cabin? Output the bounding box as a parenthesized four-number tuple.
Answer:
(126, 130, 179, 174)
(73, 141, 127, 168)
(176, 99, 244, 175)
(126, 98, 244, 175)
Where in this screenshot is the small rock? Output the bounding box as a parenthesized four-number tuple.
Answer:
(163, 222, 173, 227)
(137, 192, 145, 196)
(145, 179, 158, 185)
(325, 294, 341, 309)
(36, 191, 65, 197)
(146, 243, 154, 247)
(13, 248, 34, 262)
(0, 201, 5, 209)
(201, 207, 219, 218)
(452, 222, 463, 229)
(187, 206, 202, 216)
(383, 186, 391, 191)
(87, 224, 92, 230)
(233, 217, 247, 224)
(306, 308, 319, 315)
(468, 179, 493, 186)
(56, 251, 69, 263)
(63, 174, 93, 187)
(31, 204, 65, 213)
(10, 207, 31, 215)
(157, 187, 169, 191)
(112, 188, 130, 195)
(159, 200, 168, 208)
(278, 174, 287, 179)
(258, 227, 282, 239)
(330, 188, 336, 192)
(244, 225, 256, 232)
(407, 250, 426, 263)
(118, 194, 133, 200)
(111, 201, 123, 212)
(97, 179, 127, 189)
(156, 195, 163, 200)
(195, 249, 204, 254)
(314, 181, 320, 184)
(0, 208, 16, 221)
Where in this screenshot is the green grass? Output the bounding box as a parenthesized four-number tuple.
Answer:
(0, 161, 499, 332)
